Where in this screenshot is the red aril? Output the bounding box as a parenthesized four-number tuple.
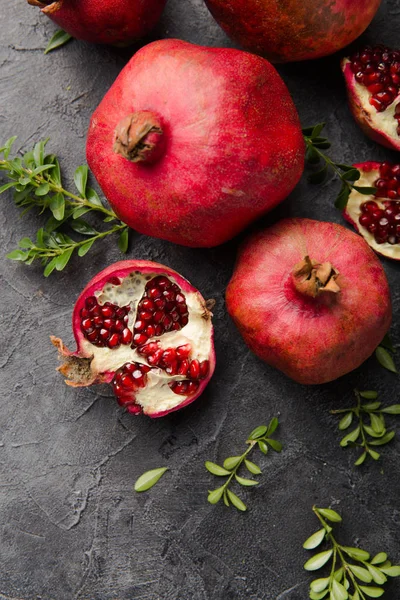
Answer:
(27, 0, 166, 46)
(86, 39, 304, 247)
(51, 261, 215, 417)
(342, 44, 400, 151)
(226, 219, 391, 385)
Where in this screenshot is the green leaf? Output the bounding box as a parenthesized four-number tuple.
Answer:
(0, 181, 17, 194)
(223, 456, 241, 470)
(86, 186, 103, 207)
(310, 578, 329, 593)
(18, 237, 34, 249)
(339, 412, 353, 430)
(368, 449, 381, 461)
(35, 182, 50, 196)
(381, 404, 400, 414)
(309, 591, 329, 600)
(376, 346, 397, 373)
(331, 579, 348, 600)
(371, 553, 388, 565)
(43, 256, 58, 277)
(205, 461, 230, 476)
(370, 413, 385, 434)
(235, 475, 259, 487)
(303, 528, 326, 550)
(359, 586, 384, 597)
(335, 183, 351, 209)
(55, 248, 73, 271)
(6, 249, 29, 261)
(226, 489, 247, 512)
(359, 391, 379, 400)
(354, 452, 367, 466)
(342, 168, 360, 182)
(341, 547, 370, 561)
(258, 441, 268, 454)
(380, 565, 400, 576)
(74, 165, 89, 197)
(311, 123, 326, 137)
(2, 136, 17, 159)
(369, 431, 395, 446)
(317, 508, 342, 523)
(362, 402, 381, 411)
(266, 417, 279, 436)
(363, 425, 386, 439)
(380, 333, 395, 352)
(352, 186, 377, 195)
(50, 157, 62, 185)
(118, 227, 129, 253)
(352, 591, 360, 600)
(340, 426, 361, 446)
(349, 565, 373, 583)
(134, 467, 168, 492)
(304, 550, 333, 571)
(305, 144, 321, 164)
(367, 565, 387, 585)
(73, 206, 91, 219)
(248, 425, 267, 440)
(44, 29, 73, 54)
(77, 239, 95, 257)
(49, 192, 65, 220)
(302, 125, 316, 136)
(244, 459, 261, 475)
(32, 164, 55, 176)
(223, 490, 230, 507)
(33, 140, 46, 167)
(265, 438, 282, 452)
(69, 219, 98, 236)
(207, 486, 224, 505)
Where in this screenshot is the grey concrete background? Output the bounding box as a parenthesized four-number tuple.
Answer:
(0, 1, 399, 599)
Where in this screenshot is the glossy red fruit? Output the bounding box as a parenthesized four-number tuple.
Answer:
(342, 45, 400, 151)
(203, 0, 381, 63)
(87, 39, 304, 247)
(27, 0, 167, 46)
(51, 261, 215, 418)
(226, 219, 391, 385)
(344, 161, 400, 260)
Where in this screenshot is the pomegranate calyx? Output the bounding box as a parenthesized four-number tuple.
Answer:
(27, 0, 62, 13)
(51, 336, 103, 387)
(113, 111, 165, 164)
(292, 256, 340, 298)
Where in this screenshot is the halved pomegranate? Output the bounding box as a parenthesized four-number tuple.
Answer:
(342, 44, 400, 151)
(51, 261, 215, 417)
(344, 161, 400, 260)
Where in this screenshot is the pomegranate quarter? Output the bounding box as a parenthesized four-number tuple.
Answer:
(27, 0, 167, 46)
(226, 219, 392, 385)
(87, 39, 304, 247)
(51, 261, 215, 418)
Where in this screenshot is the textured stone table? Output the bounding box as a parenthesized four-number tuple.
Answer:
(0, 1, 399, 599)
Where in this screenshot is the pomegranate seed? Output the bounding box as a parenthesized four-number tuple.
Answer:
(154, 298, 165, 310)
(163, 289, 176, 302)
(133, 333, 148, 346)
(103, 318, 113, 329)
(107, 333, 121, 348)
(199, 360, 209, 379)
(140, 298, 155, 311)
(138, 342, 159, 355)
(112, 320, 124, 332)
(176, 344, 191, 359)
(147, 287, 161, 299)
(101, 305, 115, 318)
(146, 324, 156, 337)
(86, 330, 99, 342)
(152, 276, 171, 289)
(80, 308, 89, 318)
(140, 311, 153, 321)
(367, 83, 384, 94)
(121, 373, 134, 388)
(134, 320, 145, 331)
(166, 361, 178, 375)
(162, 348, 177, 364)
(170, 381, 188, 395)
(163, 316, 172, 331)
(189, 359, 200, 380)
(93, 316, 103, 328)
(181, 315, 189, 326)
(121, 328, 132, 344)
(178, 359, 189, 375)
(81, 318, 93, 331)
(154, 324, 164, 336)
(108, 277, 121, 286)
(388, 190, 398, 199)
(370, 97, 384, 111)
(153, 310, 165, 323)
(148, 349, 163, 365)
(381, 162, 392, 176)
(99, 328, 110, 341)
(85, 296, 97, 309)
(127, 405, 142, 414)
(91, 305, 102, 317)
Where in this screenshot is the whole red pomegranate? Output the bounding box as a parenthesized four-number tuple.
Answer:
(27, 0, 167, 46)
(203, 0, 381, 63)
(87, 39, 305, 247)
(226, 219, 391, 385)
(51, 260, 215, 417)
(342, 44, 400, 151)
(344, 161, 400, 260)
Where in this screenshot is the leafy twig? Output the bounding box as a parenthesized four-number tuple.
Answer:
(303, 123, 376, 209)
(304, 506, 400, 599)
(0, 137, 129, 276)
(331, 389, 400, 466)
(45, 30, 73, 54)
(205, 417, 282, 511)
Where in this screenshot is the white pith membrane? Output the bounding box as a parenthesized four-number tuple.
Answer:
(345, 169, 400, 260)
(80, 271, 212, 415)
(343, 59, 400, 143)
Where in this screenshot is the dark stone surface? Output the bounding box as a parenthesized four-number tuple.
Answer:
(1, 1, 399, 599)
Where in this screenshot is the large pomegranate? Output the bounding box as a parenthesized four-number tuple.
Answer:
(51, 260, 215, 417)
(87, 39, 305, 247)
(27, 0, 167, 46)
(226, 219, 391, 385)
(203, 0, 381, 63)
(342, 44, 400, 151)
(344, 161, 400, 260)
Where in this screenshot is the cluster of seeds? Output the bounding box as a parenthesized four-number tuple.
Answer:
(138, 342, 210, 395)
(112, 362, 151, 414)
(132, 275, 189, 346)
(358, 163, 400, 244)
(80, 296, 132, 348)
(350, 45, 400, 128)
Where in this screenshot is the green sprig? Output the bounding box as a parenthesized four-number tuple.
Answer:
(331, 390, 400, 466)
(0, 137, 129, 276)
(304, 506, 400, 599)
(303, 123, 376, 209)
(205, 417, 282, 511)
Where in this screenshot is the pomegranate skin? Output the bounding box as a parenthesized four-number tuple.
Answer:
(87, 39, 305, 248)
(27, 0, 167, 46)
(204, 0, 381, 63)
(51, 260, 216, 418)
(226, 219, 392, 385)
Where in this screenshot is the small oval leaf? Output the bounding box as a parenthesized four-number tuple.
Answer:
(349, 565, 373, 583)
(244, 459, 261, 475)
(205, 461, 230, 476)
(339, 412, 353, 430)
(235, 475, 259, 487)
(341, 547, 370, 561)
(74, 165, 89, 197)
(376, 346, 397, 373)
(207, 486, 225, 505)
(44, 29, 73, 54)
(381, 404, 400, 414)
(359, 391, 379, 400)
(134, 467, 168, 492)
(371, 553, 388, 566)
(248, 425, 267, 440)
(303, 528, 326, 550)
(340, 426, 360, 447)
(354, 452, 367, 466)
(310, 577, 329, 592)
(317, 508, 342, 523)
(359, 586, 384, 598)
(223, 456, 241, 470)
(226, 489, 247, 512)
(331, 578, 348, 600)
(380, 565, 400, 577)
(304, 550, 333, 571)
(367, 565, 387, 585)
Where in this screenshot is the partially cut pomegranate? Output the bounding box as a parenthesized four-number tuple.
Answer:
(27, 0, 167, 46)
(226, 219, 391, 385)
(51, 261, 215, 418)
(344, 161, 400, 260)
(342, 45, 400, 151)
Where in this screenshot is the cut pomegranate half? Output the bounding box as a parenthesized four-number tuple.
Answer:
(344, 161, 400, 260)
(342, 45, 400, 151)
(51, 261, 215, 417)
